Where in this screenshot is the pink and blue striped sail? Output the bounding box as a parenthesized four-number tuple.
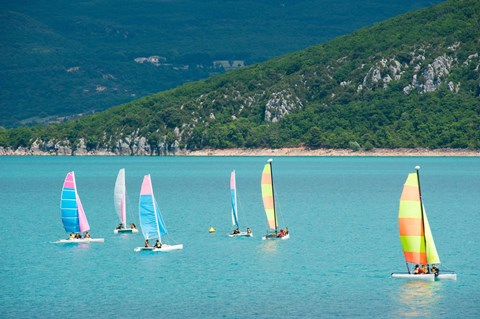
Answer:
(139, 175, 167, 240)
(230, 170, 239, 228)
(60, 171, 90, 233)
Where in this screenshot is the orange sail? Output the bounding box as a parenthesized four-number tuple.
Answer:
(261, 160, 277, 230)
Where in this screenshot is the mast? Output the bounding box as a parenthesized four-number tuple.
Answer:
(268, 159, 278, 234)
(415, 165, 428, 265)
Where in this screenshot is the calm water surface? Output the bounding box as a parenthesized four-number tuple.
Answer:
(0, 156, 479, 318)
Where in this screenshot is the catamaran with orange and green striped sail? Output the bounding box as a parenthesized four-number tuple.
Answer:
(261, 159, 289, 240)
(391, 166, 456, 281)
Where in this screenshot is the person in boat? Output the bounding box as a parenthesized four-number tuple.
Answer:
(144, 239, 149, 247)
(285, 227, 289, 235)
(246, 227, 251, 234)
(84, 232, 90, 239)
(116, 223, 123, 230)
(277, 229, 286, 238)
(413, 264, 421, 274)
(431, 264, 439, 276)
(75, 233, 81, 239)
(232, 228, 240, 235)
(421, 264, 428, 274)
(154, 240, 162, 249)
(130, 223, 136, 230)
(69, 232, 74, 239)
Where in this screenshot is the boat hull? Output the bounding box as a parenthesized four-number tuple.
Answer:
(114, 228, 139, 234)
(262, 233, 290, 240)
(54, 238, 104, 244)
(227, 232, 253, 237)
(437, 273, 457, 280)
(134, 244, 183, 252)
(391, 273, 435, 281)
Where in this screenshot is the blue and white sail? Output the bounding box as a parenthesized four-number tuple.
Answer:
(139, 174, 167, 241)
(230, 170, 239, 228)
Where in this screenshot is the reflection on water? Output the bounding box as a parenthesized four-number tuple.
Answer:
(394, 280, 443, 317)
(259, 240, 279, 255)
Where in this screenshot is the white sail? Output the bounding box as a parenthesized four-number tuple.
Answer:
(114, 168, 126, 227)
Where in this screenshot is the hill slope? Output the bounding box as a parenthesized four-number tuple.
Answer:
(0, 0, 442, 128)
(1, 0, 479, 155)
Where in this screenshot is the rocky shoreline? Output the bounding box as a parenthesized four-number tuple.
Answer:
(1, 146, 479, 156)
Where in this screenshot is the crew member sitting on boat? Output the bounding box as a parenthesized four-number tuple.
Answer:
(69, 232, 74, 239)
(246, 227, 251, 234)
(431, 264, 439, 276)
(144, 239, 149, 247)
(84, 232, 90, 239)
(116, 223, 123, 230)
(277, 229, 286, 238)
(285, 227, 289, 235)
(130, 223, 136, 230)
(75, 233, 81, 239)
(421, 265, 428, 274)
(232, 228, 240, 235)
(413, 265, 421, 274)
(154, 240, 162, 249)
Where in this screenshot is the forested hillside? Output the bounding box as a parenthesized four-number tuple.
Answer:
(1, 0, 442, 128)
(1, 0, 478, 155)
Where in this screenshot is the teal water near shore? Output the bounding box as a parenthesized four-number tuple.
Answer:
(0, 156, 478, 318)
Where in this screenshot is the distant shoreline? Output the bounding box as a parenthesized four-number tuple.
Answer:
(1, 147, 479, 157)
(185, 147, 480, 157)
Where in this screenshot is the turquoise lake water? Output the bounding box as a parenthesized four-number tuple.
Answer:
(0, 156, 479, 318)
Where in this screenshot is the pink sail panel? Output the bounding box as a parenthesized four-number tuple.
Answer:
(71, 171, 90, 233)
(64, 172, 75, 189)
(141, 175, 153, 195)
(230, 170, 236, 191)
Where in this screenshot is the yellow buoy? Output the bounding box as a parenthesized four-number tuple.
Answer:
(209, 226, 216, 233)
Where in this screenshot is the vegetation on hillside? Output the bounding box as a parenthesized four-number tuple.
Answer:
(1, 0, 442, 128)
(1, 0, 479, 153)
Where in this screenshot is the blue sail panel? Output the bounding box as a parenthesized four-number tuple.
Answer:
(139, 194, 159, 240)
(61, 187, 79, 232)
(155, 200, 168, 236)
(231, 188, 239, 227)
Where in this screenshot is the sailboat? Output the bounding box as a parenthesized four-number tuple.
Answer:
(227, 170, 253, 237)
(261, 159, 289, 240)
(134, 174, 183, 252)
(54, 171, 104, 244)
(391, 166, 456, 281)
(113, 168, 138, 234)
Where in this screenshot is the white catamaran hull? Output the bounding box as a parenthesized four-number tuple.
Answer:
(437, 273, 457, 280)
(54, 238, 105, 244)
(134, 244, 183, 252)
(391, 272, 457, 281)
(262, 233, 290, 240)
(391, 273, 435, 281)
(114, 228, 139, 234)
(227, 232, 253, 238)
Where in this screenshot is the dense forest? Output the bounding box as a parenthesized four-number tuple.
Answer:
(1, 0, 442, 128)
(1, 0, 479, 154)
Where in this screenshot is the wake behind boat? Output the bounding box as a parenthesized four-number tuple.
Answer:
(113, 168, 138, 234)
(391, 166, 456, 281)
(261, 159, 289, 240)
(227, 170, 253, 238)
(134, 174, 183, 252)
(54, 171, 104, 244)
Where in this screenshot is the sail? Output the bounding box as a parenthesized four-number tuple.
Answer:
(139, 175, 167, 240)
(114, 168, 127, 226)
(423, 206, 441, 264)
(261, 160, 277, 230)
(230, 170, 239, 227)
(398, 172, 440, 265)
(60, 171, 90, 233)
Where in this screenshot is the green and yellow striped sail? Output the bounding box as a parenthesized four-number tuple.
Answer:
(398, 172, 440, 265)
(261, 162, 277, 230)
